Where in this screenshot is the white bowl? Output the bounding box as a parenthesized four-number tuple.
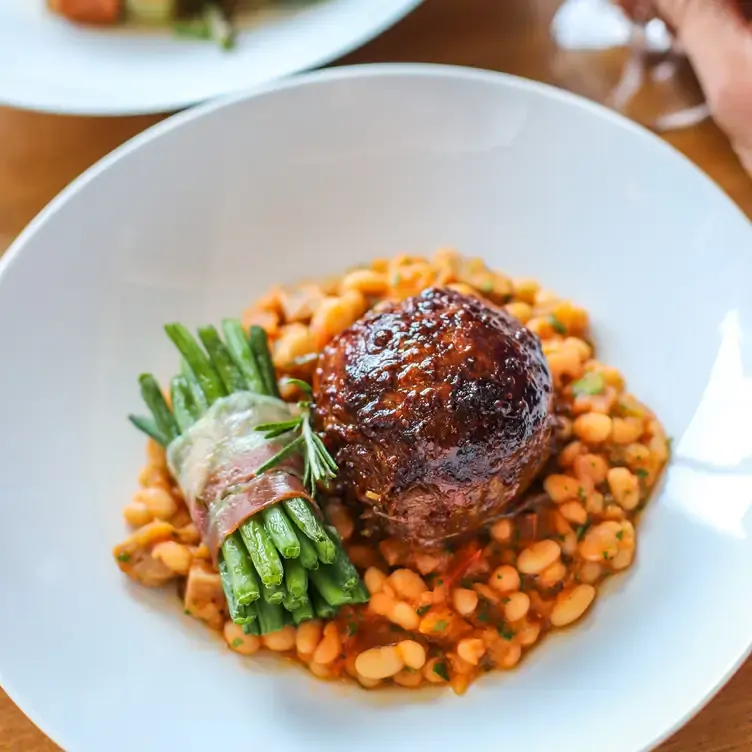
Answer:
(0, 0, 422, 114)
(1, 65, 751, 752)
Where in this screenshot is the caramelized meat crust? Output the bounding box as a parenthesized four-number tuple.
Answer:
(313, 287, 555, 546)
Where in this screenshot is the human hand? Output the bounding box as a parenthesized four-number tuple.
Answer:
(620, 0, 752, 173)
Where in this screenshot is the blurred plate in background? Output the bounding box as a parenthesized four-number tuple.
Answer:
(0, 0, 422, 115)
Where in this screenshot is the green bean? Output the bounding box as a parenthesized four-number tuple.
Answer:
(138, 373, 179, 443)
(198, 325, 247, 394)
(291, 599, 315, 625)
(243, 600, 259, 623)
(310, 567, 353, 607)
(128, 415, 169, 447)
(282, 592, 305, 612)
(170, 375, 198, 434)
(180, 358, 209, 415)
(310, 588, 336, 619)
(347, 580, 370, 605)
(328, 540, 360, 591)
(222, 319, 265, 394)
(248, 325, 279, 397)
(261, 579, 285, 605)
(239, 517, 284, 587)
(296, 529, 319, 571)
(261, 506, 300, 559)
(284, 498, 334, 546)
(284, 498, 337, 563)
(164, 323, 225, 405)
(282, 607, 294, 627)
(242, 618, 261, 636)
(256, 597, 284, 635)
(218, 558, 255, 625)
(313, 535, 337, 566)
(221, 533, 261, 605)
(283, 557, 308, 600)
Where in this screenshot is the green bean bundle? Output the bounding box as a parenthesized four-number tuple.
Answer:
(128, 319, 368, 633)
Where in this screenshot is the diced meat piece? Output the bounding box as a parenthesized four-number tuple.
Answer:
(123, 549, 175, 587)
(184, 562, 224, 611)
(113, 520, 177, 587)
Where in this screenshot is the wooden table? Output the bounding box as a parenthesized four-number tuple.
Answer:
(1, 1, 750, 750)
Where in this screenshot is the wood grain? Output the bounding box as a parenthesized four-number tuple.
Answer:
(1, 1, 750, 750)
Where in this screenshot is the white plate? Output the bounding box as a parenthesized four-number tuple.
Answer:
(0, 0, 422, 114)
(1, 65, 751, 752)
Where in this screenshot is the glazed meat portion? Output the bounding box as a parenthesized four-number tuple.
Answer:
(313, 286, 555, 546)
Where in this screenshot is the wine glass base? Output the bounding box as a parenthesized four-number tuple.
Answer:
(607, 48, 709, 131)
(550, 0, 709, 132)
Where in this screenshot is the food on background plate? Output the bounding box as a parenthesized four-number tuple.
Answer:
(115, 249, 669, 693)
(47, 0, 277, 48)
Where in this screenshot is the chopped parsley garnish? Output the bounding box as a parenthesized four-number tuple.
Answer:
(575, 524, 590, 541)
(116, 552, 131, 563)
(602, 551, 610, 561)
(634, 468, 649, 479)
(433, 661, 449, 681)
(347, 622, 359, 637)
(416, 605, 431, 617)
(231, 638, 243, 648)
(571, 372, 606, 397)
(477, 611, 490, 623)
(616, 530, 624, 541)
(498, 626, 516, 641)
(616, 400, 642, 417)
(549, 315, 567, 334)
(433, 620, 448, 632)
(435, 578, 444, 586)
(502, 596, 511, 604)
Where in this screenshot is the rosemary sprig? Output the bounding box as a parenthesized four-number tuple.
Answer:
(256, 399, 337, 493)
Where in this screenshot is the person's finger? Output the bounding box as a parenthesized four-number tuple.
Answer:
(614, 0, 657, 22)
(655, 0, 752, 170)
(656, 0, 752, 122)
(738, 144, 752, 174)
